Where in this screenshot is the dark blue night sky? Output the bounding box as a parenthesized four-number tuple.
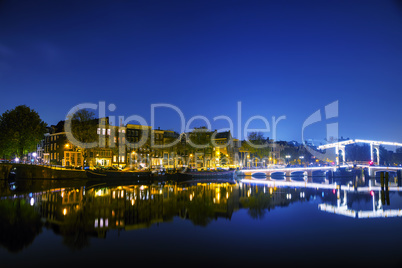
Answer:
(1, 0, 401, 144)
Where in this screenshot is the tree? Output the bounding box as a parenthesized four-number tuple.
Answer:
(243, 132, 270, 159)
(0, 105, 47, 158)
(66, 109, 98, 167)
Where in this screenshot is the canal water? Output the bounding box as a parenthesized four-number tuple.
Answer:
(0, 175, 401, 267)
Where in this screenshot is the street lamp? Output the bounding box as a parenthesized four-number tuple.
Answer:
(299, 155, 304, 166)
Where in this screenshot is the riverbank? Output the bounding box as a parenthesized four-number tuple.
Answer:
(0, 163, 86, 179)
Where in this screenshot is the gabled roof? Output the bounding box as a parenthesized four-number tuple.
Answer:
(214, 131, 231, 139)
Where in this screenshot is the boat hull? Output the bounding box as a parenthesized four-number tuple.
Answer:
(86, 170, 153, 179)
(185, 170, 235, 179)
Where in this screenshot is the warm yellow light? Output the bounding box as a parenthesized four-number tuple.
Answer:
(63, 208, 67, 216)
(65, 144, 69, 148)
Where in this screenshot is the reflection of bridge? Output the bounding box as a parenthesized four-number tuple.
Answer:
(241, 178, 348, 191)
(241, 177, 402, 219)
(317, 139, 402, 165)
(318, 183, 402, 219)
(318, 203, 402, 218)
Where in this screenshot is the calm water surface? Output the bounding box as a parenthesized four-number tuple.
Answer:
(1, 175, 402, 267)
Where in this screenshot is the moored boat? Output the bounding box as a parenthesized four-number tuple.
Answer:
(86, 169, 152, 179)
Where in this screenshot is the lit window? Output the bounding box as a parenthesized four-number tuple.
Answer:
(107, 129, 111, 135)
(97, 128, 101, 134)
(102, 128, 106, 135)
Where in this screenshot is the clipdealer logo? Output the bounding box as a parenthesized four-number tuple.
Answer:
(64, 100, 340, 167)
(301, 100, 339, 162)
(64, 101, 287, 150)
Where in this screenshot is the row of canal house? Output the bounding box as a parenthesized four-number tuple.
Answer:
(39, 117, 241, 169)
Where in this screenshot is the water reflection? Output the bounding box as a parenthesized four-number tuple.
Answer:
(0, 198, 42, 252)
(1, 175, 402, 252)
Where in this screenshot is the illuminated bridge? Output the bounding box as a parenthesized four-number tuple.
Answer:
(317, 139, 402, 165)
(239, 166, 338, 179)
(238, 164, 402, 179)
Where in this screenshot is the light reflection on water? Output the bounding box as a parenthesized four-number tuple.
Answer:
(0, 176, 402, 266)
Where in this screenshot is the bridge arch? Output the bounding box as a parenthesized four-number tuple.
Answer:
(290, 171, 307, 182)
(270, 171, 286, 180)
(251, 172, 267, 179)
